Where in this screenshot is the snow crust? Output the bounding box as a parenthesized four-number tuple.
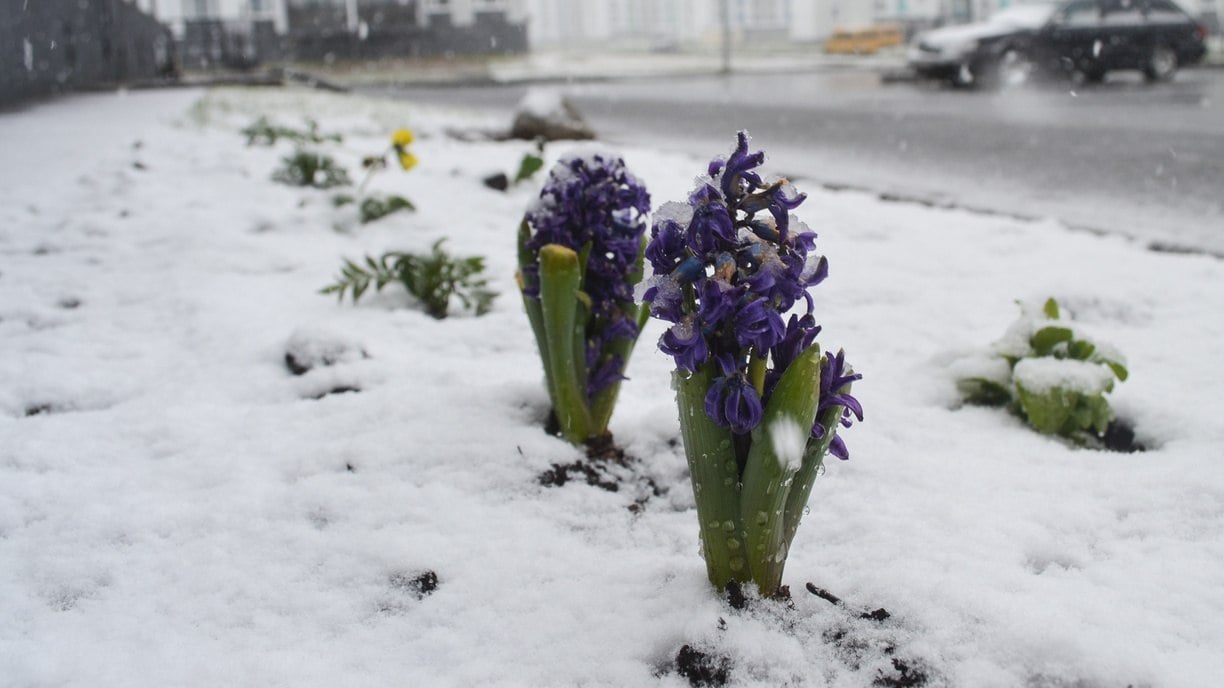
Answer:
(2, 87, 1224, 688)
(1013, 357, 1115, 396)
(947, 352, 1012, 387)
(516, 88, 566, 118)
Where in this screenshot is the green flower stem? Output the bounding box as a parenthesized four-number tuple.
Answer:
(588, 237, 650, 436)
(781, 401, 845, 559)
(539, 244, 593, 444)
(675, 365, 747, 589)
(748, 352, 767, 397)
(589, 304, 638, 434)
(739, 345, 822, 594)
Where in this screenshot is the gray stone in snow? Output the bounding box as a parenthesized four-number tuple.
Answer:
(509, 94, 595, 142)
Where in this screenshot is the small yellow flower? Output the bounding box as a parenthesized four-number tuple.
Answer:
(398, 151, 419, 171)
(391, 128, 415, 147)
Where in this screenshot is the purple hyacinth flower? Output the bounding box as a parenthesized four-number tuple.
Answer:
(810, 350, 863, 459)
(646, 218, 687, 274)
(660, 316, 709, 373)
(734, 298, 786, 353)
(645, 131, 861, 445)
(705, 375, 764, 435)
(718, 131, 766, 202)
(523, 151, 650, 407)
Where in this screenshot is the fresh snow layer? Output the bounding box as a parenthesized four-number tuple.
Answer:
(3, 87, 1224, 688)
(1013, 357, 1116, 396)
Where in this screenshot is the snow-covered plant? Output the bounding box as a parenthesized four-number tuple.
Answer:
(957, 297, 1128, 442)
(273, 150, 351, 189)
(242, 116, 341, 146)
(642, 132, 862, 596)
(323, 239, 496, 319)
(357, 195, 415, 224)
(517, 151, 651, 446)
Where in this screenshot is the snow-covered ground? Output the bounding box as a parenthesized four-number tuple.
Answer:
(2, 87, 1223, 688)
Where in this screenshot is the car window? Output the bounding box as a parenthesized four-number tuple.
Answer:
(989, 4, 1057, 28)
(1144, 0, 1191, 24)
(1101, 0, 1144, 25)
(1057, 0, 1102, 26)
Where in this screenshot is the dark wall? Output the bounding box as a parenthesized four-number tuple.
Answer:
(180, 18, 281, 70)
(1, 0, 175, 106)
(286, 7, 527, 62)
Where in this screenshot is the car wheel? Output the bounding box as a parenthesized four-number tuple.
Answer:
(995, 49, 1034, 88)
(1144, 45, 1178, 82)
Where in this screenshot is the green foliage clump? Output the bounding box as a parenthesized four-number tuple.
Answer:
(242, 117, 342, 146)
(957, 297, 1128, 443)
(272, 150, 352, 189)
(322, 239, 496, 319)
(359, 195, 416, 224)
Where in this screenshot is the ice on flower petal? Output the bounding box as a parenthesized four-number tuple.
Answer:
(1013, 358, 1115, 396)
(769, 416, 807, 472)
(640, 274, 683, 321)
(800, 252, 828, 285)
(655, 200, 695, 228)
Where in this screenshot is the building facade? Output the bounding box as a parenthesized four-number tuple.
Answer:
(1, 0, 174, 105)
(524, 0, 1218, 47)
(141, 0, 529, 65)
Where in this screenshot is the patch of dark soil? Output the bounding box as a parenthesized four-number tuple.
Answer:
(482, 172, 510, 191)
(1099, 419, 1144, 453)
(24, 404, 54, 417)
(309, 386, 360, 400)
(57, 298, 81, 309)
(285, 352, 313, 376)
(723, 581, 793, 611)
(538, 459, 621, 491)
(537, 430, 665, 508)
(389, 570, 438, 599)
(284, 337, 369, 376)
(674, 644, 732, 688)
(875, 657, 930, 688)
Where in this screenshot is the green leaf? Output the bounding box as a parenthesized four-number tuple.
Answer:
(957, 377, 1012, 407)
(1043, 297, 1060, 320)
(674, 365, 744, 590)
(514, 153, 545, 185)
(1015, 383, 1074, 436)
(1105, 361, 1129, 382)
(782, 394, 849, 557)
(1067, 339, 1096, 360)
(538, 244, 593, 444)
(1031, 326, 1073, 356)
(740, 344, 823, 595)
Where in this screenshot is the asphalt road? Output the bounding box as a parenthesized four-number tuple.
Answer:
(381, 66, 1224, 254)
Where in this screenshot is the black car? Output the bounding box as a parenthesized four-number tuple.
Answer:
(908, 0, 1209, 86)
